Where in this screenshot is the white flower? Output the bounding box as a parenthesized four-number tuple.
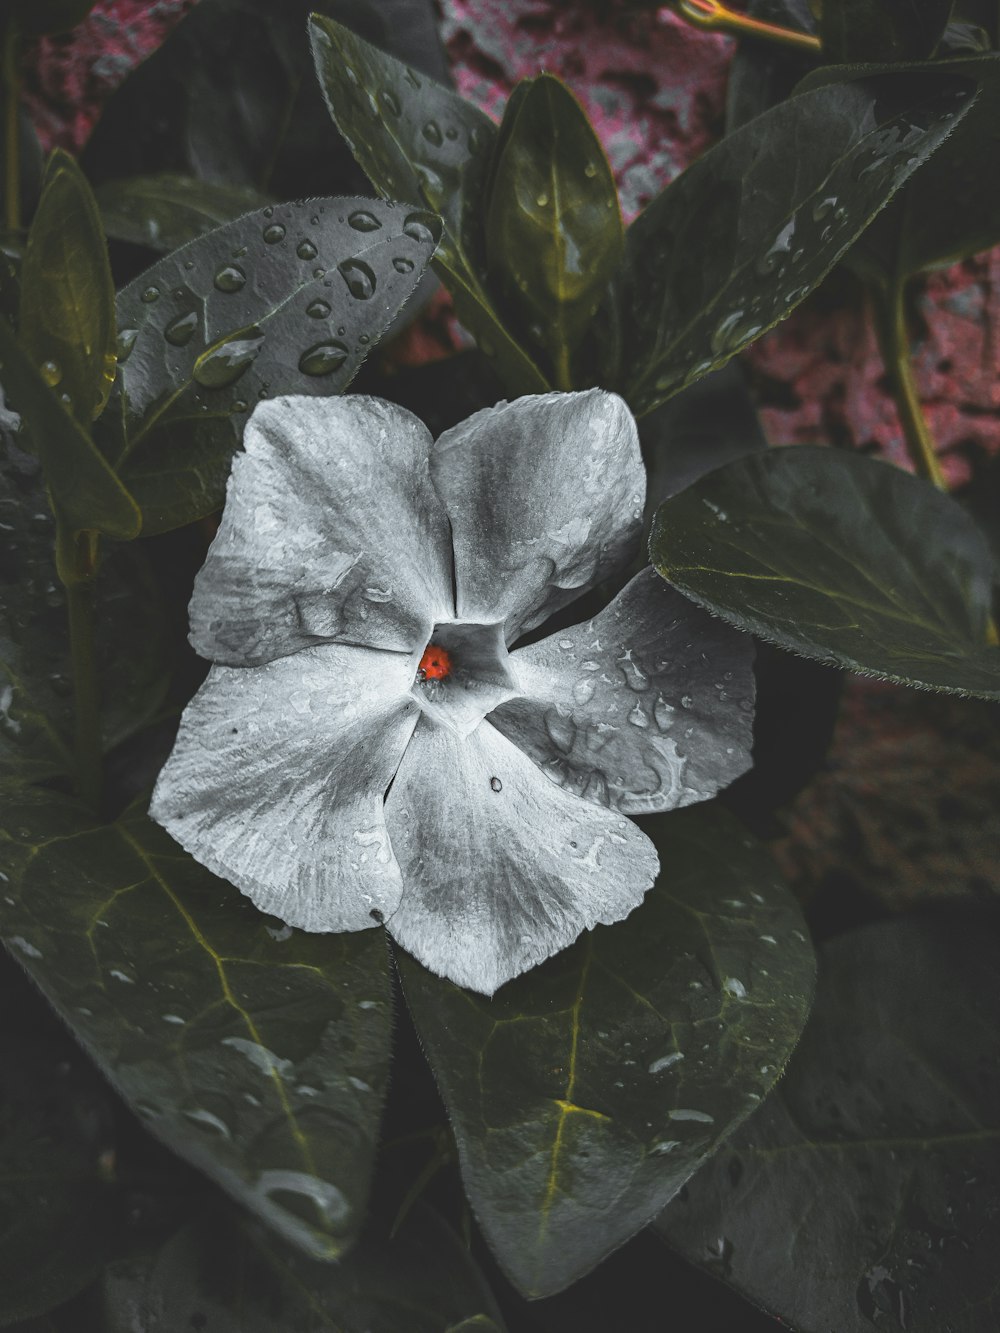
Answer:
(150, 390, 754, 994)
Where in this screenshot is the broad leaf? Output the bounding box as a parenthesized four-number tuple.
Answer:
(96, 174, 271, 254)
(0, 1034, 118, 1326)
(805, 55, 1000, 276)
(310, 14, 549, 396)
(0, 435, 167, 782)
(484, 75, 623, 389)
(656, 917, 1000, 1333)
(0, 317, 140, 540)
(610, 70, 976, 416)
(102, 1205, 507, 1333)
(108, 196, 439, 534)
(820, 0, 954, 62)
(19, 150, 117, 424)
(399, 805, 815, 1298)
(0, 789, 393, 1261)
(651, 446, 1000, 698)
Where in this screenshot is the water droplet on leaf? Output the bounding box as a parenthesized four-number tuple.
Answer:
(348, 209, 382, 232)
(299, 341, 349, 376)
(338, 259, 377, 300)
(164, 309, 199, 346)
(192, 329, 264, 388)
(214, 264, 246, 293)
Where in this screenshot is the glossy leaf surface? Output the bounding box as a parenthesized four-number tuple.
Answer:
(19, 150, 117, 424)
(310, 14, 549, 396)
(102, 1206, 507, 1333)
(612, 71, 975, 415)
(109, 196, 439, 534)
(399, 805, 815, 1298)
(0, 1035, 118, 1326)
(485, 75, 623, 387)
(0, 789, 393, 1261)
(652, 446, 1000, 697)
(0, 317, 140, 540)
(96, 174, 271, 254)
(656, 918, 1000, 1332)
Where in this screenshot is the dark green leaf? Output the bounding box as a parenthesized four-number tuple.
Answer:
(612, 71, 976, 416)
(19, 150, 117, 424)
(108, 196, 439, 535)
(805, 56, 1000, 275)
(309, 14, 549, 396)
(656, 917, 1000, 1333)
(0, 317, 140, 540)
(399, 805, 815, 1298)
(96, 174, 271, 254)
(0, 1035, 118, 1326)
(13, 0, 96, 36)
(484, 75, 623, 388)
(820, 0, 954, 62)
(651, 446, 1000, 698)
(0, 789, 393, 1260)
(102, 1205, 507, 1332)
(0, 435, 169, 781)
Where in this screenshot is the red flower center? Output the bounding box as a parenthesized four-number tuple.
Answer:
(418, 644, 452, 681)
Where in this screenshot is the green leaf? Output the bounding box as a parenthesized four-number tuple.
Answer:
(611, 70, 976, 416)
(108, 196, 439, 535)
(656, 917, 1000, 1333)
(820, 0, 954, 62)
(0, 437, 169, 781)
(19, 150, 117, 425)
(309, 13, 549, 396)
(650, 446, 1000, 698)
(398, 805, 815, 1298)
(0, 1034, 119, 1326)
(96, 174, 271, 253)
(102, 1205, 507, 1332)
(805, 55, 1000, 275)
(0, 316, 140, 540)
(0, 789, 393, 1261)
(484, 75, 623, 389)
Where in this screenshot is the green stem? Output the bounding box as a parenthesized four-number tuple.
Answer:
(671, 0, 821, 52)
(554, 341, 573, 393)
(2, 15, 21, 234)
(58, 524, 103, 811)
(872, 277, 948, 493)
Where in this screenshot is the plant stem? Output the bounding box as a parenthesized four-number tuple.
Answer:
(2, 15, 21, 234)
(872, 277, 948, 492)
(670, 0, 821, 52)
(58, 523, 103, 811)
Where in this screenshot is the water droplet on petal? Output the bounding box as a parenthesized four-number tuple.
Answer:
(573, 679, 596, 707)
(628, 702, 649, 728)
(490, 776, 503, 793)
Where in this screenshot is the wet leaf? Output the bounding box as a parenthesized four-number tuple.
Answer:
(102, 1205, 507, 1333)
(310, 14, 549, 396)
(398, 805, 815, 1298)
(820, 0, 954, 62)
(656, 917, 1000, 1333)
(805, 55, 1000, 276)
(0, 1034, 119, 1326)
(612, 70, 976, 416)
(19, 150, 117, 424)
(0, 316, 140, 541)
(96, 174, 271, 254)
(651, 446, 1000, 698)
(484, 75, 623, 388)
(108, 196, 439, 535)
(0, 789, 393, 1261)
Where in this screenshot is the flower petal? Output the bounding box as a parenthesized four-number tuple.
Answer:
(384, 717, 659, 995)
(431, 390, 644, 641)
(190, 395, 454, 665)
(150, 644, 419, 931)
(491, 568, 755, 815)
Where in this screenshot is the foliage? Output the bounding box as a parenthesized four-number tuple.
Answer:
(0, 0, 998, 1328)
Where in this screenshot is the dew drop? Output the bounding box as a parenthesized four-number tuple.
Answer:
(40, 359, 62, 387)
(653, 695, 674, 730)
(422, 120, 443, 146)
(348, 209, 382, 233)
(536, 191, 550, 207)
(403, 212, 436, 243)
(381, 88, 401, 116)
(306, 299, 331, 319)
(263, 222, 286, 244)
(338, 258, 377, 301)
(296, 239, 318, 261)
(163, 309, 199, 347)
(214, 264, 246, 293)
(628, 702, 649, 728)
(298, 340, 349, 376)
(584, 162, 598, 178)
(116, 327, 138, 362)
(392, 256, 415, 274)
(648, 1051, 684, 1074)
(140, 285, 160, 304)
(572, 678, 596, 707)
(490, 776, 503, 793)
(192, 329, 264, 388)
(756, 217, 796, 276)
